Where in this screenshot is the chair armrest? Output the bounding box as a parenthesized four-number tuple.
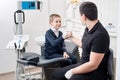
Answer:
(21, 52, 40, 62)
(37, 56, 68, 67)
(17, 59, 38, 66)
(17, 52, 40, 66)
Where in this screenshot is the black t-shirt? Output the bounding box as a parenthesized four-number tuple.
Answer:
(81, 21, 110, 73)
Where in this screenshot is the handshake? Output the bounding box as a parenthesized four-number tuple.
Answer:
(62, 31, 73, 39)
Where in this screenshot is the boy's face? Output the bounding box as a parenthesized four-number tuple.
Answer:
(50, 17, 61, 30)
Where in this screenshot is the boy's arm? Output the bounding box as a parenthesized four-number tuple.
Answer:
(70, 36, 82, 48)
(45, 31, 64, 46)
(61, 41, 67, 52)
(62, 42, 70, 58)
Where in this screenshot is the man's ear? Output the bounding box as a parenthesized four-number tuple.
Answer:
(82, 14, 87, 20)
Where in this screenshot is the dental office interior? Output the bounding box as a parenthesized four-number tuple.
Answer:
(0, 0, 120, 80)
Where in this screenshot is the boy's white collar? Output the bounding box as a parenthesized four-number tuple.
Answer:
(50, 27, 59, 32)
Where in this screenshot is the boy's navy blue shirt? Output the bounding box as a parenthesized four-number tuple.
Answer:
(44, 29, 67, 59)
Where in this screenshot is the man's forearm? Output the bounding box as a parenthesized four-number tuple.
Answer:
(70, 36, 82, 48)
(71, 61, 97, 74)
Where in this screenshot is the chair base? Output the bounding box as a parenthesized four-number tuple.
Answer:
(44, 67, 61, 80)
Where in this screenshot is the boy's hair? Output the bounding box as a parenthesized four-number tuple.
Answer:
(49, 14, 61, 22)
(79, 2, 98, 20)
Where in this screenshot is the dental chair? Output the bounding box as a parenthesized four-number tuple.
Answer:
(17, 41, 80, 80)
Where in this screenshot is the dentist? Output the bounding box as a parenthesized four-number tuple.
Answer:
(52, 1, 110, 80)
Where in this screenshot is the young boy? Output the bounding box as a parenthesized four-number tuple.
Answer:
(44, 14, 77, 66)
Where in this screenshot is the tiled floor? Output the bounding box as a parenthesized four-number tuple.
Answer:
(0, 67, 41, 80)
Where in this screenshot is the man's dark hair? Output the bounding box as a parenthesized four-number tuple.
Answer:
(79, 2, 98, 20)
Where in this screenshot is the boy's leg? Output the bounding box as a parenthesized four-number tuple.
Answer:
(47, 54, 63, 59)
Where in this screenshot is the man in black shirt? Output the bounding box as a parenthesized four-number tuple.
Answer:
(52, 1, 110, 80)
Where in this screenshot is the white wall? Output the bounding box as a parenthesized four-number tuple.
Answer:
(0, 0, 17, 74)
(49, 0, 66, 18)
